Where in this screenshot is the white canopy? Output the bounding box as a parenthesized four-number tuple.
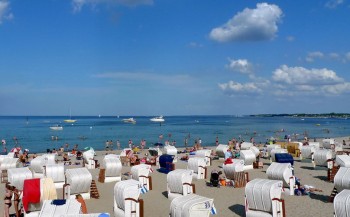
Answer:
(249, 146, 260, 157)
(167, 169, 193, 195)
(308, 142, 320, 149)
(114, 179, 141, 212)
(187, 157, 206, 179)
(164, 145, 178, 156)
(0, 158, 19, 171)
(131, 164, 151, 182)
(170, 194, 214, 217)
(223, 159, 245, 180)
(300, 146, 317, 159)
(7, 167, 33, 190)
(194, 149, 211, 166)
(336, 155, 350, 168)
(266, 145, 282, 156)
(240, 142, 253, 150)
(240, 150, 256, 165)
(266, 163, 293, 187)
(65, 168, 92, 195)
(102, 155, 122, 178)
(314, 149, 333, 166)
(334, 189, 350, 217)
(215, 144, 228, 158)
(245, 179, 283, 214)
(322, 138, 335, 148)
(44, 164, 65, 183)
(334, 167, 350, 192)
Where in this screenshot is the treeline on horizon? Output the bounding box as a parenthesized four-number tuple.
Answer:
(250, 113, 350, 118)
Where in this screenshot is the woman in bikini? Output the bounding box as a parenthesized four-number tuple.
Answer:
(4, 183, 13, 217)
(13, 186, 21, 217)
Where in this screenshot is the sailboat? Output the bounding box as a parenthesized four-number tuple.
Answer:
(64, 108, 77, 123)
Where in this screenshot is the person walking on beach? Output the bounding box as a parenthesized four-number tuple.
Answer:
(116, 140, 120, 150)
(215, 136, 219, 146)
(128, 139, 133, 149)
(105, 140, 109, 151)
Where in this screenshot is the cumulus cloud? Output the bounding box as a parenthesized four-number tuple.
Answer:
(325, 0, 344, 8)
(72, 0, 153, 12)
(209, 3, 283, 42)
(0, 0, 13, 24)
(226, 58, 253, 74)
(305, 51, 324, 62)
(272, 65, 343, 85)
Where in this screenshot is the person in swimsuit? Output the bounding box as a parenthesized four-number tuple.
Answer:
(13, 186, 21, 217)
(4, 183, 13, 217)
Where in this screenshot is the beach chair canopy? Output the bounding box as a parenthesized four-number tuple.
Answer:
(167, 169, 193, 194)
(300, 146, 317, 159)
(164, 145, 177, 156)
(105, 154, 120, 159)
(314, 149, 332, 166)
(249, 146, 260, 157)
(267, 163, 293, 187)
(223, 159, 245, 179)
(114, 179, 141, 211)
(216, 144, 228, 158)
(240, 150, 256, 165)
(274, 153, 294, 166)
(187, 157, 206, 174)
(39, 199, 82, 217)
(0, 152, 14, 164)
(8, 167, 33, 190)
(322, 138, 335, 148)
(148, 147, 162, 157)
(102, 155, 122, 177)
(83, 149, 95, 161)
(0, 157, 19, 171)
(65, 168, 92, 195)
(159, 154, 174, 167)
(245, 179, 283, 213)
(43, 154, 57, 164)
(336, 155, 350, 168)
(195, 149, 211, 158)
(266, 145, 281, 155)
(170, 194, 214, 217)
(30, 156, 47, 173)
(131, 164, 151, 181)
(308, 142, 320, 149)
(270, 149, 288, 162)
(44, 164, 65, 183)
(240, 142, 253, 150)
(334, 189, 350, 217)
(334, 167, 350, 192)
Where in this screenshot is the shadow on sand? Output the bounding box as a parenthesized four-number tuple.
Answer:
(309, 193, 331, 203)
(229, 204, 245, 216)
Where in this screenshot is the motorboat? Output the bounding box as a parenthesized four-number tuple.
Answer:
(50, 125, 63, 131)
(150, 116, 165, 122)
(122, 118, 136, 124)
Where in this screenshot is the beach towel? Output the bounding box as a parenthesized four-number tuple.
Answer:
(22, 178, 41, 212)
(42, 178, 57, 200)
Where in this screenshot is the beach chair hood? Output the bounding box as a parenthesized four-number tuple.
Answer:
(187, 157, 206, 174)
(300, 146, 317, 159)
(164, 145, 177, 156)
(131, 164, 151, 181)
(240, 150, 256, 165)
(267, 163, 293, 187)
(65, 168, 92, 195)
(7, 167, 33, 190)
(223, 159, 245, 179)
(103, 156, 122, 177)
(270, 149, 288, 162)
(240, 142, 253, 150)
(314, 149, 332, 166)
(0, 157, 19, 171)
(167, 169, 193, 194)
(334, 189, 350, 217)
(334, 167, 350, 192)
(44, 164, 65, 183)
(250, 146, 260, 157)
(336, 155, 350, 168)
(170, 194, 215, 217)
(215, 144, 228, 158)
(114, 179, 141, 211)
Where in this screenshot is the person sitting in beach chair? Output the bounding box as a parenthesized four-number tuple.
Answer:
(210, 170, 222, 187)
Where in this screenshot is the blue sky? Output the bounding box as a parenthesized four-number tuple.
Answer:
(1, 0, 350, 116)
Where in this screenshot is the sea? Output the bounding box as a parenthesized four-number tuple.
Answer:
(0, 115, 349, 153)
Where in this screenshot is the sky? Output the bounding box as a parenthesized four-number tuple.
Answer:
(0, 0, 350, 116)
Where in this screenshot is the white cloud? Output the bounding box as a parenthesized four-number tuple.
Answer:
(325, 0, 344, 8)
(346, 52, 350, 61)
(0, 0, 13, 24)
(218, 81, 262, 95)
(321, 83, 350, 94)
(272, 65, 343, 85)
(305, 51, 324, 62)
(209, 3, 283, 42)
(286, 36, 295, 42)
(329, 52, 340, 59)
(72, 0, 153, 12)
(226, 58, 253, 74)
(188, 42, 203, 48)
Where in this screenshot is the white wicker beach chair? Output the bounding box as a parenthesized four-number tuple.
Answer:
(323, 139, 335, 148)
(223, 159, 245, 180)
(215, 144, 228, 159)
(38, 199, 82, 217)
(0, 157, 20, 171)
(131, 164, 152, 191)
(43, 164, 65, 189)
(170, 194, 215, 217)
(64, 167, 92, 200)
(267, 163, 295, 196)
(266, 145, 282, 158)
(334, 167, 350, 192)
(239, 150, 256, 170)
(187, 157, 207, 179)
(270, 149, 288, 162)
(83, 149, 96, 169)
(335, 155, 350, 168)
(245, 178, 285, 217)
(250, 146, 260, 157)
(300, 145, 317, 161)
(114, 179, 143, 217)
(7, 167, 33, 190)
(167, 169, 194, 200)
(334, 189, 350, 217)
(240, 142, 253, 150)
(314, 149, 333, 168)
(101, 154, 122, 183)
(164, 145, 178, 163)
(193, 149, 212, 166)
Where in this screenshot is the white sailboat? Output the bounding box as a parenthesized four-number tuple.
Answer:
(122, 117, 136, 124)
(50, 125, 63, 131)
(64, 108, 77, 123)
(150, 116, 165, 122)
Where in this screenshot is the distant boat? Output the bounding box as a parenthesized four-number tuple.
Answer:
(64, 108, 77, 123)
(122, 118, 136, 124)
(50, 125, 63, 131)
(315, 124, 321, 126)
(150, 116, 165, 123)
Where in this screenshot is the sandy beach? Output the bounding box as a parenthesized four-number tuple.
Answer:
(2, 137, 350, 217)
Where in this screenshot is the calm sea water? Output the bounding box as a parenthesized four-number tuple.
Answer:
(0, 116, 349, 153)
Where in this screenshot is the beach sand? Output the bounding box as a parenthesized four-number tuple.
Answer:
(2, 137, 350, 216)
